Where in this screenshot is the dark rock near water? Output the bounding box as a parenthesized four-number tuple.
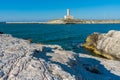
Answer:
(0, 32, 3, 34)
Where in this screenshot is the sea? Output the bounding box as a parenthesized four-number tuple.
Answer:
(0, 23, 120, 54)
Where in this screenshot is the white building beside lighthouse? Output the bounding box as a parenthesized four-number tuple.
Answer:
(64, 9, 74, 19)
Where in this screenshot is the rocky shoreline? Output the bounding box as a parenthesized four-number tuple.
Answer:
(0, 33, 120, 80)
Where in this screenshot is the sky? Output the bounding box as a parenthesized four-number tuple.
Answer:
(0, 0, 120, 21)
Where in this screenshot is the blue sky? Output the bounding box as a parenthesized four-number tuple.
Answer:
(0, 0, 120, 21)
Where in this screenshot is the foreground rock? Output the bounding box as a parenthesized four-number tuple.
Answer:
(84, 30, 120, 60)
(0, 34, 120, 80)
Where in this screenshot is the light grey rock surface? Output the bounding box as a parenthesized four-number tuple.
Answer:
(79, 54, 120, 80)
(84, 30, 120, 59)
(97, 30, 120, 59)
(0, 34, 78, 80)
(0, 34, 120, 80)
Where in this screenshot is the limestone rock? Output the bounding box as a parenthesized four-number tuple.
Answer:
(84, 30, 120, 60)
(0, 34, 120, 80)
(0, 34, 76, 80)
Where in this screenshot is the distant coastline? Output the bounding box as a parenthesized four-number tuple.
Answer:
(3, 19, 120, 24)
(2, 21, 50, 24)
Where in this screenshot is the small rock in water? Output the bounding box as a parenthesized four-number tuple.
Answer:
(0, 32, 3, 34)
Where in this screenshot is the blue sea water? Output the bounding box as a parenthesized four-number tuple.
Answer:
(0, 24, 120, 54)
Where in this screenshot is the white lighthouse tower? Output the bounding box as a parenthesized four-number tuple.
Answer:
(67, 9, 70, 16)
(64, 9, 74, 19)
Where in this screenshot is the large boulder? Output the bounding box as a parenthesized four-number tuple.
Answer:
(84, 30, 120, 60)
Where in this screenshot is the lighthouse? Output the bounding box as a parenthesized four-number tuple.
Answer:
(64, 9, 74, 19)
(67, 9, 70, 16)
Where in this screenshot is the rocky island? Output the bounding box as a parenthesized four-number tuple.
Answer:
(48, 9, 120, 24)
(0, 31, 120, 80)
(48, 19, 120, 24)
